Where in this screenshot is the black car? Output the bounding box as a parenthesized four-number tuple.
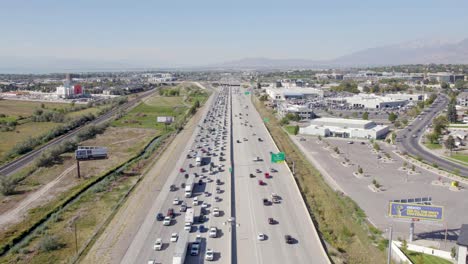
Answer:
(284, 235, 293, 244)
(156, 213, 164, 221)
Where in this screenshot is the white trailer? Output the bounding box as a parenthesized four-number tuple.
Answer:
(185, 175, 195, 198)
(173, 231, 188, 264)
(185, 208, 194, 224)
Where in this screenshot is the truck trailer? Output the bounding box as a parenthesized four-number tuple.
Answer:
(173, 231, 188, 264)
(185, 175, 195, 198)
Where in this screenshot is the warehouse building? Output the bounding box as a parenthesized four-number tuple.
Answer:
(277, 103, 316, 120)
(299, 117, 389, 139)
(265, 87, 324, 101)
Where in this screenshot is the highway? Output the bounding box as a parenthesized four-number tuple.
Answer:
(122, 87, 232, 264)
(231, 87, 330, 264)
(122, 85, 330, 264)
(0, 88, 157, 176)
(396, 94, 468, 177)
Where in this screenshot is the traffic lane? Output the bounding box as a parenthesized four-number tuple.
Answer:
(134, 92, 227, 263)
(243, 99, 327, 264)
(300, 138, 468, 238)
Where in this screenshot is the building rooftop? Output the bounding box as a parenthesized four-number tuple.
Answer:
(310, 117, 373, 126)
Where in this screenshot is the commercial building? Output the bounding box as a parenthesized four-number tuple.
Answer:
(265, 86, 324, 101)
(299, 117, 389, 139)
(427, 72, 465, 83)
(277, 103, 316, 120)
(343, 94, 408, 109)
(56, 75, 83, 99)
(457, 92, 468, 107)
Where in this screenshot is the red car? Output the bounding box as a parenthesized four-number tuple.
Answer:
(179, 168, 185, 173)
(258, 180, 264, 185)
(167, 208, 174, 218)
(264, 173, 270, 179)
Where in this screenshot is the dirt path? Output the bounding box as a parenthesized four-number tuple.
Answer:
(0, 164, 76, 227)
(82, 90, 215, 264)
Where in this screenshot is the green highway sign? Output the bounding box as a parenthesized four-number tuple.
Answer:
(229, 167, 232, 173)
(263, 118, 269, 123)
(271, 152, 285, 163)
(244, 91, 250, 95)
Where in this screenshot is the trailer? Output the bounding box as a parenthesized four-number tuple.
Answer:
(75, 146, 108, 160)
(185, 208, 194, 224)
(173, 231, 188, 264)
(185, 175, 195, 198)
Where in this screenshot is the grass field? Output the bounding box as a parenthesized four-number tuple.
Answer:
(65, 106, 102, 118)
(284, 125, 297, 135)
(0, 122, 62, 160)
(253, 97, 386, 263)
(404, 250, 453, 264)
(425, 142, 442, 150)
(0, 100, 68, 118)
(450, 154, 468, 164)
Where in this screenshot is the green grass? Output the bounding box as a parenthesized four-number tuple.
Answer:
(284, 125, 297, 135)
(424, 142, 442, 150)
(65, 106, 102, 118)
(448, 124, 468, 128)
(0, 100, 68, 118)
(404, 250, 453, 264)
(450, 154, 468, 164)
(0, 122, 62, 159)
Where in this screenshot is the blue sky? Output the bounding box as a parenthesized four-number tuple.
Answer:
(1, 0, 468, 67)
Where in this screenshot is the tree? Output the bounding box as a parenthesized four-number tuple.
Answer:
(285, 113, 300, 122)
(388, 112, 398, 123)
(401, 239, 408, 251)
(441, 82, 450, 89)
(433, 115, 449, 134)
(447, 102, 457, 123)
(444, 135, 456, 155)
(292, 125, 299, 135)
(426, 132, 439, 144)
(362, 112, 369, 120)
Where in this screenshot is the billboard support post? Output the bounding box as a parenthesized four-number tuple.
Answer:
(409, 220, 414, 242)
(387, 226, 393, 264)
(76, 160, 81, 179)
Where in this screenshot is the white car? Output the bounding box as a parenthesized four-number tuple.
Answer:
(209, 227, 217, 238)
(153, 238, 162, 250)
(205, 249, 214, 261)
(193, 197, 199, 206)
(257, 233, 266, 241)
(212, 207, 220, 217)
(184, 222, 192, 231)
(170, 233, 178, 242)
(148, 260, 155, 264)
(201, 202, 209, 208)
(173, 197, 180, 205)
(163, 217, 171, 226)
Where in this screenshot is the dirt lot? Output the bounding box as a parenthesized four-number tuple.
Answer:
(0, 127, 157, 230)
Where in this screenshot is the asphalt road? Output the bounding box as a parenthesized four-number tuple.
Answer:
(0, 88, 158, 176)
(231, 88, 330, 264)
(396, 94, 468, 177)
(122, 87, 232, 264)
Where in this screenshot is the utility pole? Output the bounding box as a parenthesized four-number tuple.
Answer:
(387, 226, 393, 264)
(74, 220, 78, 255)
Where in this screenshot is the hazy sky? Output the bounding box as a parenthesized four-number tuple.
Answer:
(1, 0, 468, 67)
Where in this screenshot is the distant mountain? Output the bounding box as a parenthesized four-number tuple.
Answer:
(331, 38, 468, 66)
(211, 38, 468, 69)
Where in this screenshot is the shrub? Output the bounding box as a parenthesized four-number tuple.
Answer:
(0, 175, 18, 195)
(357, 166, 363, 174)
(39, 234, 64, 252)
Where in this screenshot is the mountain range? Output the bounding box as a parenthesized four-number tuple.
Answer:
(211, 38, 468, 69)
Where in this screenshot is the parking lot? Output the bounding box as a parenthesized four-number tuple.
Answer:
(293, 135, 468, 246)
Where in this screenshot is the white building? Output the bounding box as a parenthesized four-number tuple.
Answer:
(277, 103, 316, 120)
(341, 94, 409, 109)
(299, 117, 389, 139)
(265, 86, 324, 101)
(457, 92, 468, 107)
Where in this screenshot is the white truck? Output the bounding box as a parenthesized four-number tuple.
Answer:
(185, 176, 195, 198)
(196, 155, 202, 167)
(173, 231, 189, 264)
(185, 208, 194, 224)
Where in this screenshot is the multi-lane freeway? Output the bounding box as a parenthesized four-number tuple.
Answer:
(396, 94, 468, 176)
(0, 88, 158, 176)
(120, 86, 330, 264)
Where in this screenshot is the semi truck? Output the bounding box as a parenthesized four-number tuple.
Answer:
(173, 231, 189, 264)
(75, 146, 108, 160)
(185, 175, 195, 198)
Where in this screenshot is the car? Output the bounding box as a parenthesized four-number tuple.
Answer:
(299, 137, 306, 142)
(347, 141, 354, 144)
(201, 202, 209, 208)
(180, 203, 187, 212)
(148, 260, 155, 264)
(190, 243, 200, 256)
(284, 235, 294, 244)
(163, 216, 171, 226)
(270, 168, 277, 173)
(253, 157, 262, 162)
(179, 168, 185, 173)
(167, 208, 174, 218)
(216, 186, 221, 193)
(209, 227, 218, 238)
(212, 207, 220, 217)
(155, 212, 164, 221)
(256, 168, 262, 173)
(153, 238, 163, 250)
(264, 172, 270, 178)
(198, 179, 203, 185)
(193, 197, 199, 206)
(268, 218, 275, 224)
(184, 222, 191, 231)
(243, 138, 248, 141)
(173, 197, 180, 205)
(249, 173, 255, 178)
(205, 191, 210, 197)
(412, 134, 417, 138)
(258, 138, 263, 142)
(214, 196, 221, 202)
(205, 249, 214, 261)
(263, 198, 270, 206)
(216, 179, 221, 185)
(360, 142, 366, 145)
(236, 140, 241, 143)
(258, 180, 265, 185)
(257, 233, 266, 241)
(170, 233, 178, 242)
(170, 184, 176, 191)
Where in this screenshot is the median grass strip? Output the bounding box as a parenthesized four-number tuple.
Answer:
(403, 249, 453, 264)
(253, 96, 386, 263)
(424, 142, 442, 150)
